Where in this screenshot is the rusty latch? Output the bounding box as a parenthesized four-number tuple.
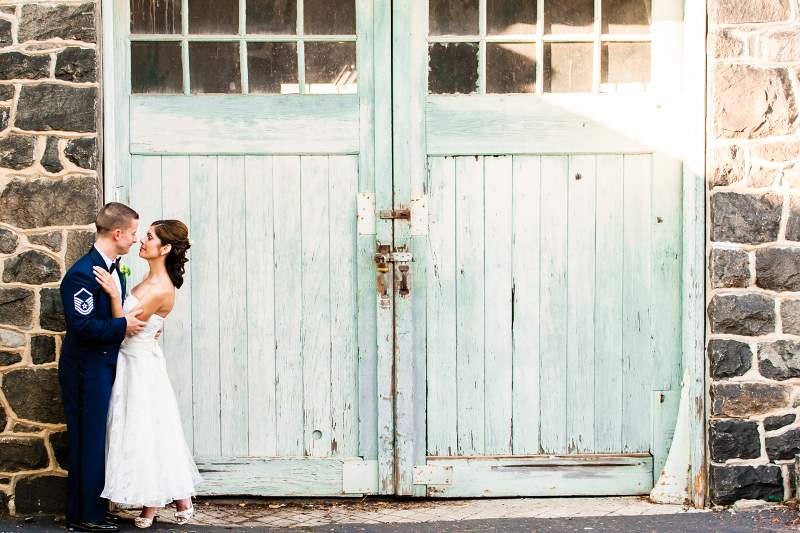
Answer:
(378, 208, 411, 220)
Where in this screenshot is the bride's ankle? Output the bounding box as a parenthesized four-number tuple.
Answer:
(175, 499, 192, 512)
(140, 506, 157, 518)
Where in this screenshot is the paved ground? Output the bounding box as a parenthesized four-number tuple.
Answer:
(1, 498, 798, 532)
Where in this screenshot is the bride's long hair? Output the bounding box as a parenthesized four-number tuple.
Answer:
(152, 219, 190, 289)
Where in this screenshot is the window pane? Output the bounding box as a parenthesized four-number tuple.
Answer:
(305, 42, 357, 94)
(246, 0, 296, 34)
(487, 0, 536, 36)
(189, 42, 241, 93)
(131, 41, 183, 93)
(428, 42, 478, 94)
(130, 0, 181, 34)
(544, 0, 593, 34)
(429, 0, 479, 36)
(487, 42, 536, 93)
(188, 0, 239, 34)
(248, 42, 298, 93)
(304, 0, 356, 35)
(544, 42, 592, 92)
(602, 0, 651, 34)
(602, 42, 650, 85)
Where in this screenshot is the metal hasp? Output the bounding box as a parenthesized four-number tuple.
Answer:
(378, 208, 411, 220)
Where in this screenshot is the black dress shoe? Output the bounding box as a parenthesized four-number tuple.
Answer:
(65, 521, 120, 532)
(104, 512, 121, 523)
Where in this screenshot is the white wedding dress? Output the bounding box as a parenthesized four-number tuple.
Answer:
(101, 295, 202, 508)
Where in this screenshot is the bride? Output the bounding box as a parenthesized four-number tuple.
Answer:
(93, 219, 202, 529)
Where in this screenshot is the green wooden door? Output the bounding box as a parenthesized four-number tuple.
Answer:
(390, 0, 685, 497)
(108, 0, 393, 496)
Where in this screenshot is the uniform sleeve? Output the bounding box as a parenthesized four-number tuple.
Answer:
(61, 268, 127, 345)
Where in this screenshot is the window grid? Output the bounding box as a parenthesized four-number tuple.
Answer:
(129, 0, 357, 95)
(426, 1, 653, 95)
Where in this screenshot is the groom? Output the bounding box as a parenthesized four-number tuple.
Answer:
(59, 202, 147, 532)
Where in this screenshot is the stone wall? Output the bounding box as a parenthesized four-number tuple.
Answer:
(0, 0, 100, 515)
(707, 0, 800, 505)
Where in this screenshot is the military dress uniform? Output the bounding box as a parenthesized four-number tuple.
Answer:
(58, 245, 127, 526)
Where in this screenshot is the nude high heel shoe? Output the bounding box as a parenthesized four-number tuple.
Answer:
(134, 514, 157, 529)
(174, 505, 194, 525)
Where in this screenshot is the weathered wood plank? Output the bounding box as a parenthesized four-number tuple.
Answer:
(273, 156, 304, 456)
(455, 155, 485, 456)
(329, 155, 359, 457)
(217, 156, 249, 457)
(484, 156, 513, 456)
(245, 155, 277, 456)
(511, 155, 541, 455)
(426, 156, 457, 457)
(189, 155, 221, 457)
(622, 154, 653, 453)
(593, 155, 624, 453)
(301, 156, 333, 457)
(129, 156, 162, 287)
(566, 155, 596, 453)
(160, 156, 193, 451)
(538, 156, 569, 454)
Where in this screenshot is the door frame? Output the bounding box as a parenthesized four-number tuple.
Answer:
(101, 0, 707, 505)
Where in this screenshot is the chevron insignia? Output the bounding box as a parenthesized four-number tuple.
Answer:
(73, 288, 94, 316)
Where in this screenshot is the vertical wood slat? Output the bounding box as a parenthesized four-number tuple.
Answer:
(622, 154, 653, 453)
(593, 155, 624, 453)
(160, 156, 194, 451)
(329, 155, 359, 457)
(190, 155, 221, 457)
(455, 156, 485, 456)
(301, 156, 333, 457)
(426, 156, 457, 457)
(245, 155, 277, 456)
(273, 155, 304, 456)
(484, 156, 513, 455)
(511, 155, 541, 455)
(218, 156, 249, 457)
(566, 155, 596, 453)
(129, 156, 162, 288)
(538, 156, 569, 454)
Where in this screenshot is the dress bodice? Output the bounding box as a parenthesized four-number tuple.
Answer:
(122, 295, 165, 344)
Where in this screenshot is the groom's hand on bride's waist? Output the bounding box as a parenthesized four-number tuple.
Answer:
(125, 309, 146, 336)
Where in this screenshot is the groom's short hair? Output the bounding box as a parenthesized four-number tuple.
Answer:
(96, 202, 139, 235)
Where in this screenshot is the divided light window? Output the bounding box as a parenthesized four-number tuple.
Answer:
(428, 0, 652, 95)
(129, 0, 358, 95)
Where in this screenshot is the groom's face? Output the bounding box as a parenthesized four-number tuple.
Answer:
(114, 218, 139, 255)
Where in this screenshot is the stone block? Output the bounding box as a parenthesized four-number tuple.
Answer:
(711, 192, 782, 244)
(758, 340, 800, 380)
(764, 414, 796, 431)
(762, 31, 800, 62)
(0, 437, 48, 471)
(756, 248, 800, 291)
(710, 419, 761, 462)
(19, 3, 96, 43)
(65, 230, 95, 268)
(0, 351, 21, 366)
(710, 248, 750, 288)
(708, 294, 775, 336)
(709, 0, 790, 24)
(0, 405, 6, 433)
(2, 250, 61, 285)
(0, 228, 18, 254)
(0, 176, 99, 230)
(711, 382, 790, 417)
(0, 85, 13, 101)
(783, 167, 800, 189)
(13, 475, 67, 515)
(64, 137, 97, 170)
(40, 137, 62, 174)
(30, 335, 55, 365)
(753, 141, 800, 163)
(1, 368, 63, 424)
(781, 299, 800, 335)
(0, 288, 34, 328)
(28, 231, 62, 253)
(713, 65, 796, 139)
(0, 329, 24, 349)
(786, 196, 800, 241)
(709, 146, 745, 188)
(749, 165, 781, 187)
(708, 339, 753, 379)
(766, 428, 800, 460)
(13, 422, 40, 433)
(710, 29, 744, 59)
(55, 47, 96, 83)
(0, 20, 11, 47)
(709, 465, 783, 505)
(0, 106, 9, 131)
(16, 85, 97, 133)
(0, 52, 49, 80)
(49, 431, 67, 470)
(39, 288, 64, 332)
(0, 135, 35, 171)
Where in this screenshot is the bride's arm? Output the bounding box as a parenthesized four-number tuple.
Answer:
(93, 266, 124, 318)
(125, 290, 168, 322)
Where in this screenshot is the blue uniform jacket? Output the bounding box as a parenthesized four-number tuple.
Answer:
(60, 247, 128, 364)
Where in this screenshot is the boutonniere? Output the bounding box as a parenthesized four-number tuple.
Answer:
(119, 262, 132, 281)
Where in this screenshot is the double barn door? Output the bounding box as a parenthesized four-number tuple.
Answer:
(109, 0, 684, 497)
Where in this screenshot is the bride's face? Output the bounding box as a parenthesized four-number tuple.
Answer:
(139, 225, 170, 260)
